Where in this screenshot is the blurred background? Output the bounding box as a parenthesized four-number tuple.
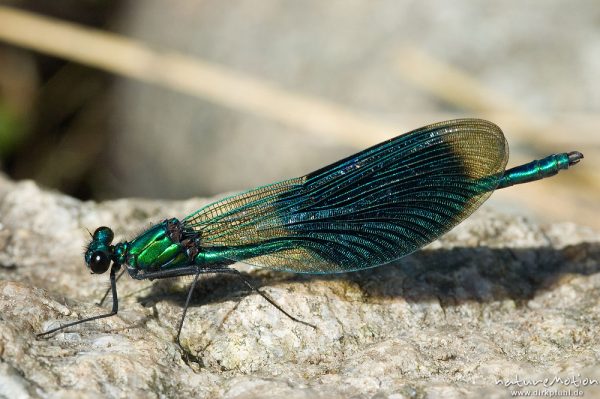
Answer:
(0, 1, 597, 227)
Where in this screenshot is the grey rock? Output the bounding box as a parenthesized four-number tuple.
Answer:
(1, 175, 599, 398)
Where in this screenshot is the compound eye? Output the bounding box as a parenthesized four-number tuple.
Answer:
(89, 251, 110, 274)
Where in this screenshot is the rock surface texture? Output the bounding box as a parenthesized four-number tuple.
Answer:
(0, 175, 599, 398)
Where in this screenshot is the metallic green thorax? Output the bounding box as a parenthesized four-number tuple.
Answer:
(119, 219, 191, 271)
(111, 218, 237, 273)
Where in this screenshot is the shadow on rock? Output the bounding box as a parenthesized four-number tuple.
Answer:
(139, 242, 600, 309)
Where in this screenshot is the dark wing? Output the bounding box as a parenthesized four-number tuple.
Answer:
(183, 119, 508, 273)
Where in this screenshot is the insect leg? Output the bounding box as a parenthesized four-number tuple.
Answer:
(217, 268, 317, 329)
(38, 264, 121, 337)
(98, 267, 126, 306)
(175, 271, 200, 348)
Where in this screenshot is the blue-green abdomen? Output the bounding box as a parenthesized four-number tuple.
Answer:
(498, 153, 571, 189)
